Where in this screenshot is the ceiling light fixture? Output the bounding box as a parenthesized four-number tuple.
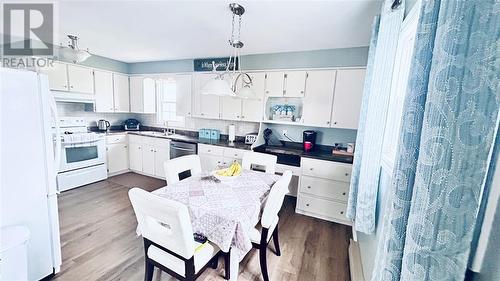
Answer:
(59, 35, 92, 63)
(201, 3, 257, 99)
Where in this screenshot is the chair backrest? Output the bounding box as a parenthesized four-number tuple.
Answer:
(128, 188, 195, 259)
(242, 151, 277, 174)
(164, 154, 202, 185)
(261, 171, 292, 228)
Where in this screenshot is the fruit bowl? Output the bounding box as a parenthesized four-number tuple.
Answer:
(212, 170, 240, 181)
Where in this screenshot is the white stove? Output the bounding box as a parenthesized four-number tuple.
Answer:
(54, 117, 107, 192)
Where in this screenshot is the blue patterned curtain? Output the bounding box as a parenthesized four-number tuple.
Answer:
(372, 0, 500, 280)
(347, 0, 404, 234)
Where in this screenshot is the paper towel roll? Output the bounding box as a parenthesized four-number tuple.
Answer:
(228, 124, 236, 142)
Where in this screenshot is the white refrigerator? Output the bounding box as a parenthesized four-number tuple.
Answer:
(1, 68, 62, 279)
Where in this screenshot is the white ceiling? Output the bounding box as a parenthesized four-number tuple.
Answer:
(58, 1, 382, 63)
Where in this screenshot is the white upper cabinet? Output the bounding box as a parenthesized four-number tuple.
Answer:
(113, 73, 130, 112)
(331, 69, 366, 129)
(284, 71, 307, 97)
(67, 65, 94, 94)
(94, 70, 115, 113)
(175, 74, 193, 117)
(265, 72, 285, 97)
(302, 70, 336, 127)
(241, 72, 265, 122)
(193, 73, 220, 119)
(130, 76, 156, 114)
(45, 61, 68, 91)
(221, 96, 241, 120)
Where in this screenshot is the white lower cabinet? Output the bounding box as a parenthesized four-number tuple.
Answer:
(198, 144, 246, 171)
(296, 157, 352, 225)
(106, 134, 129, 175)
(128, 135, 170, 179)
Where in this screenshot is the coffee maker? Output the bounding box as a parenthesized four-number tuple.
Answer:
(303, 130, 317, 152)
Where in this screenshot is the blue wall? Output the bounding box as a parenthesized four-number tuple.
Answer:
(127, 47, 369, 74)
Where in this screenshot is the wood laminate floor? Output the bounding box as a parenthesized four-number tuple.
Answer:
(52, 172, 351, 281)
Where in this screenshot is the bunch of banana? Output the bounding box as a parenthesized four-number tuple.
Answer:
(216, 161, 242, 177)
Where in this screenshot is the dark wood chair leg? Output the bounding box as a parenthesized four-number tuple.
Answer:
(185, 257, 195, 281)
(272, 225, 281, 256)
(144, 259, 154, 281)
(259, 228, 270, 281)
(224, 249, 231, 280)
(210, 254, 218, 269)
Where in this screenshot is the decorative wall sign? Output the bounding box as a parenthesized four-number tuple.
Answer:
(193, 57, 238, 72)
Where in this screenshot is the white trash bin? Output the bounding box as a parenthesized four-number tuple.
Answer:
(1, 226, 31, 281)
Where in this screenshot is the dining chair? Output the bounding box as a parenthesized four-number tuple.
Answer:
(128, 188, 221, 281)
(241, 151, 277, 174)
(164, 155, 202, 185)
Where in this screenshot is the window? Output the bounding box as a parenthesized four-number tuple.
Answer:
(156, 78, 185, 127)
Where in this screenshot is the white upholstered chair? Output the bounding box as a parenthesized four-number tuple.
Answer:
(128, 188, 221, 281)
(164, 155, 202, 185)
(241, 151, 277, 174)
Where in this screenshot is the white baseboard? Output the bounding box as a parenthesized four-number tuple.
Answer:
(349, 239, 365, 281)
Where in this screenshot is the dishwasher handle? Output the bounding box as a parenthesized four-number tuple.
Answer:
(171, 146, 196, 152)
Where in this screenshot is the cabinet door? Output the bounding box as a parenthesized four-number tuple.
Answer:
(142, 145, 155, 175)
(302, 70, 336, 127)
(285, 71, 307, 97)
(129, 76, 144, 113)
(265, 72, 285, 97)
(113, 73, 130, 112)
(193, 73, 220, 119)
(176, 74, 192, 117)
(45, 61, 68, 91)
(221, 97, 242, 120)
(67, 64, 94, 94)
(199, 154, 223, 171)
(241, 72, 265, 122)
(331, 69, 366, 129)
(154, 147, 170, 178)
(94, 70, 115, 113)
(129, 143, 143, 172)
(107, 143, 129, 174)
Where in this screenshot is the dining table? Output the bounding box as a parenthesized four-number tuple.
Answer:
(153, 169, 280, 281)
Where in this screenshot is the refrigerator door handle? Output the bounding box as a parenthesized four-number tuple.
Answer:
(49, 94, 62, 188)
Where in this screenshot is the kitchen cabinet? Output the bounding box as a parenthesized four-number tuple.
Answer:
(106, 134, 129, 175)
(331, 69, 366, 129)
(175, 74, 193, 117)
(45, 61, 68, 91)
(130, 76, 156, 114)
(241, 72, 265, 122)
(129, 142, 143, 172)
(113, 73, 130, 112)
(265, 71, 306, 97)
(67, 64, 94, 94)
(43, 62, 93, 94)
(193, 73, 220, 119)
(94, 70, 115, 112)
(128, 135, 170, 179)
(198, 144, 245, 171)
(221, 96, 242, 120)
(296, 157, 352, 225)
(301, 70, 336, 127)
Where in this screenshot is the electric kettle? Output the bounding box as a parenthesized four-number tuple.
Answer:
(97, 120, 110, 131)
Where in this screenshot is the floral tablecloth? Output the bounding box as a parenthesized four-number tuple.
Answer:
(153, 170, 280, 260)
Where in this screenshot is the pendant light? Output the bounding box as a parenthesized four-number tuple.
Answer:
(59, 35, 92, 63)
(201, 3, 257, 99)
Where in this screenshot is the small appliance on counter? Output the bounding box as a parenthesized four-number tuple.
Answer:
(198, 129, 220, 140)
(303, 130, 317, 152)
(97, 119, 110, 132)
(124, 118, 140, 130)
(228, 124, 236, 143)
(245, 133, 258, 145)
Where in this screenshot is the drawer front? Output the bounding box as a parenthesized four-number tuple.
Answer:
(297, 194, 348, 221)
(223, 148, 245, 159)
(155, 138, 171, 148)
(198, 144, 224, 156)
(300, 176, 349, 202)
(106, 134, 127, 144)
(128, 134, 143, 144)
(301, 158, 352, 182)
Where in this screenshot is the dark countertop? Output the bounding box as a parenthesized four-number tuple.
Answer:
(95, 129, 252, 151)
(254, 144, 353, 165)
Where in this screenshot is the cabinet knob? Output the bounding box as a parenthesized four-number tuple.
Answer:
(309, 168, 313, 171)
(340, 211, 344, 215)
(188, 112, 191, 115)
(345, 173, 349, 176)
(63, 85, 67, 88)
(70, 85, 74, 89)
(300, 90, 304, 94)
(306, 203, 310, 207)
(241, 116, 245, 119)
(124, 145, 127, 148)
(326, 121, 330, 125)
(307, 186, 311, 189)
(234, 154, 238, 157)
(208, 150, 211, 152)
(138, 147, 141, 150)
(342, 192, 346, 196)
(334, 121, 338, 125)
(201, 113, 205, 116)
(237, 116, 240, 118)
(266, 90, 269, 93)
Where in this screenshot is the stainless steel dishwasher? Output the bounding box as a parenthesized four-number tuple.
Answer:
(170, 141, 197, 159)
